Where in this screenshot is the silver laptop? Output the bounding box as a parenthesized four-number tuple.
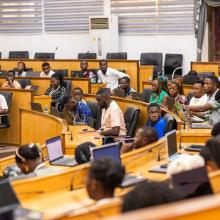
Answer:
(46, 136, 77, 167)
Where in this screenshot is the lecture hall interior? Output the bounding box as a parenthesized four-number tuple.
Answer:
(0, 0, 220, 219)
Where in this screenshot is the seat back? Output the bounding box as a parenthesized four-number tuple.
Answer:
(78, 53, 97, 59)
(0, 52, 1, 59)
(71, 71, 84, 78)
(9, 51, 29, 59)
(124, 107, 140, 137)
(54, 69, 68, 77)
(63, 80, 72, 95)
(164, 53, 183, 76)
(87, 101, 101, 129)
(106, 52, 127, 60)
(17, 79, 31, 89)
(34, 53, 55, 60)
(183, 75, 199, 85)
(26, 71, 40, 77)
(141, 88, 153, 103)
(140, 53, 163, 74)
(163, 113, 176, 134)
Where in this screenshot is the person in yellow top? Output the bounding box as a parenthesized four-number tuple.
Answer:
(2, 70, 21, 89)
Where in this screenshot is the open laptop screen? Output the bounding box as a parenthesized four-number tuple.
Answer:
(46, 136, 63, 162)
(92, 143, 121, 164)
(166, 130, 177, 157)
(0, 179, 20, 209)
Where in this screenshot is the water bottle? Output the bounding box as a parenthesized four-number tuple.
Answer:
(44, 105, 49, 113)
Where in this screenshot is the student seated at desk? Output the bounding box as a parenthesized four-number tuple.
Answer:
(189, 80, 208, 107)
(97, 60, 129, 91)
(40, 62, 55, 77)
(79, 60, 96, 82)
(2, 70, 21, 89)
(72, 87, 90, 108)
(62, 95, 91, 124)
(86, 157, 125, 204)
(15, 61, 27, 77)
(149, 77, 169, 105)
(146, 103, 167, 139)
(96, 88, 126, 136)
(113, 76, 136, 98)
(122, 181, 181, 213)
(163, 81, 187, 106)
(200, 138, 220, 173)
(120, 127, 158, 154)
(45, 73, 66, 111)
(189, 76, 220, 124)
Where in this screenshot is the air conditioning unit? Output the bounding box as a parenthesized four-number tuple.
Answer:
(89, 15, 119, 59)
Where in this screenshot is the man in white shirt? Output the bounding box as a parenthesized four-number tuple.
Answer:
(0, 94, 8, 114)
(40, 62, 55, 77)
(189, 80, 208, 106)
(97, 60, 129, 91)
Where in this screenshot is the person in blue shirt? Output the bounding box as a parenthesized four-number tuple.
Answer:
(62, 95, 91, 124)
(146, 103, 167, 139)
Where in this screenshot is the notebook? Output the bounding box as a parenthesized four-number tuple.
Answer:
(46, 136, 77, 167)
(91, 143, 145, 188)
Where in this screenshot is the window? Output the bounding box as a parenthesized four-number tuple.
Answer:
(44, 0, 104, 33)
(0, 0, 42, 33)
(111, 0, 194, 34)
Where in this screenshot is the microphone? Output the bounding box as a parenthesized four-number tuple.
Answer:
(54, 47, 58, 53)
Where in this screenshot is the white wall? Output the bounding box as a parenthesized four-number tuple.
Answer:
(0, 0, 198, 74)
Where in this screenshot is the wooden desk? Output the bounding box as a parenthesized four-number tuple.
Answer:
(191, 62, 219, 76)
(0, 77, 91, 95)
(84, 94, 182, 130)
(33, 95, 51, 110)
(139, 65, 154, 92)
(108, 193, 220, 220)
(0, 88, 33, 146)
(91, 83, 106, 95)
(64, 125, 102, 155)
(0, 59, 139, 91)
(20, 109, 66, 146)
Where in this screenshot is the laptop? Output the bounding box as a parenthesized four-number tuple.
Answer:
(190, 116, 204, 123)
(50, 106, 60, 118)
(91, 143, 146, 188)
(30, 102, 43, 112)
(0, 179, 43, 219)
(190, 123, 212, 129)
(148, 130, 180, 173)
(62, 108, 86, 125)
(46, 136, 77, 167)
(171, 167, 213, 198)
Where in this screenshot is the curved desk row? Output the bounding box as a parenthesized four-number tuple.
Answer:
(0, 59, 140, 90)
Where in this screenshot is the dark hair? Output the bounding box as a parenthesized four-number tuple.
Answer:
(62, 95, 74, 106)
(96, 88, 111, 96)
(205, 75, 219, 87)
(7, 70, 15, 75)
(120, 76, 130, 84)
(143, 126, 158, 144)
(51, 72, 65, 87)
(194, 80, 204, 86)
(17, 62, 27, 71)
(188, 70, 198, 76)
(173, 78, 184, 95)
(42, 62, 50, 68)
(122, 181, 181, 213)
(211, 122, 220, 137)
(73, 87, 83, 95)
(75, 142, 96, 164)
(200, 138, 220, 168)
(15, 144, 41, 164)
(89, 158, 125, 192)
(147, 102, 160, 110)
(99, 59, 107, 65)
(80, 60, 88, 64)
(215, 90, 220, 102)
